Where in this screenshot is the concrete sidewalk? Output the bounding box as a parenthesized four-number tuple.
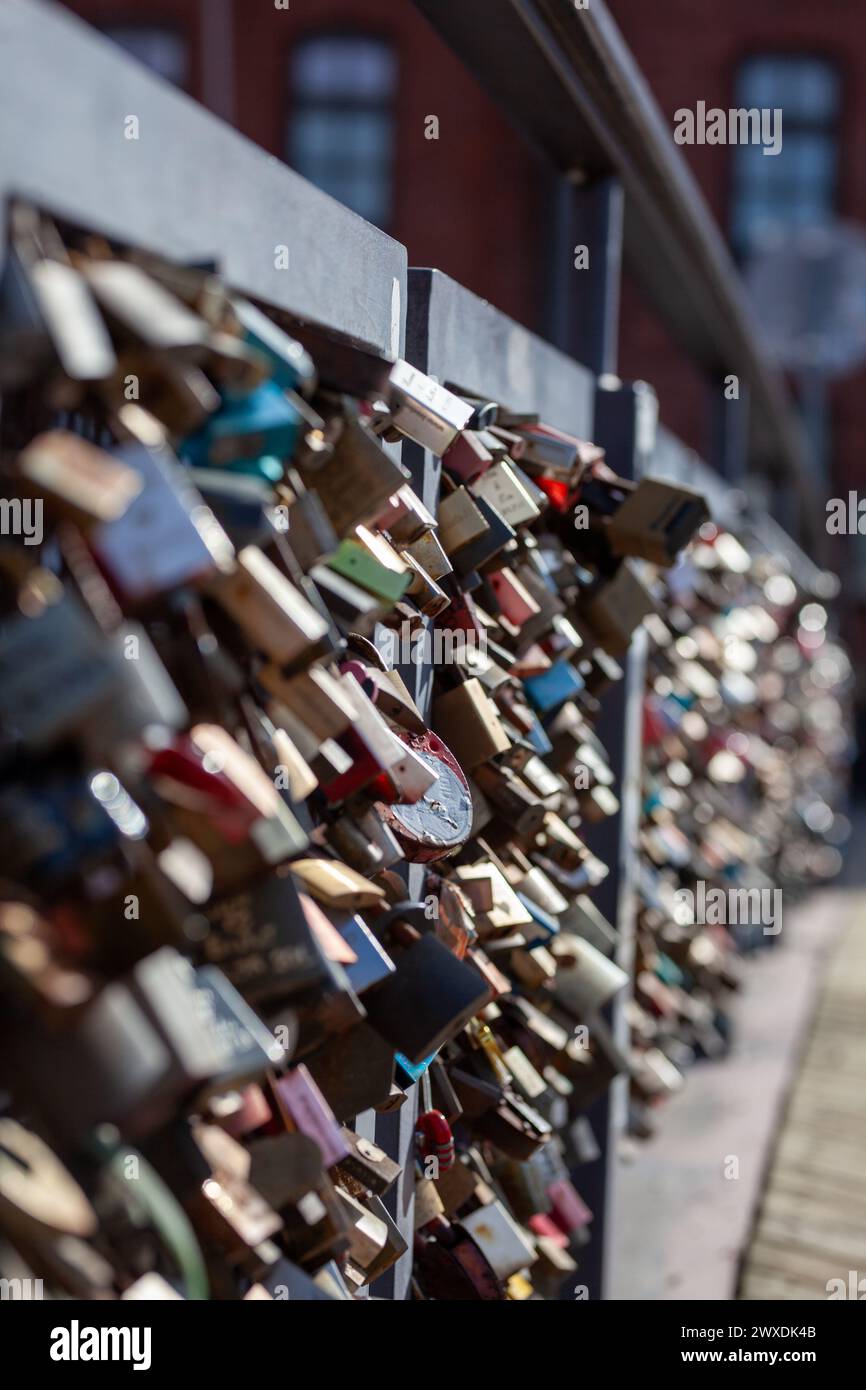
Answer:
(610, 887, 852, 1300)
(739, 890, 866, 1300)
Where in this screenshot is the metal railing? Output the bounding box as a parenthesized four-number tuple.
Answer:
(0, 0, 823, 1303)
(411, 0, 819, 547)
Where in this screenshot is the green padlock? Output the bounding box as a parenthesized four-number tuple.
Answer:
(325, 540, 410, 605)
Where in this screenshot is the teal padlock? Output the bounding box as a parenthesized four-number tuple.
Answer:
(180, 379, 304, 471)
(233, 299, 316, 394)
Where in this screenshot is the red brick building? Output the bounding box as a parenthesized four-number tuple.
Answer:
(63, 0, 866, 617)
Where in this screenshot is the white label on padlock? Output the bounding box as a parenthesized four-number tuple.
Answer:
(388, 360, 473, 455)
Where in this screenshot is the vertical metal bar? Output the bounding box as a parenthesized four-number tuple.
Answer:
(546, 171, 629, 1300)
(198, 0, 235, 124)
(710, 375, 751, 487)
(371, 1098, 419, 1300)
(568, 379, 657, 1301)
(366, 284, 432, 1301)
(546, 173, 624, 376)
(795, 370, 828, 485)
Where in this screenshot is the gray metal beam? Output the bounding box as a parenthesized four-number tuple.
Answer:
(411, 0, 818, 542)
(0, 0, 406, 354)
(407, 267, 596, 539)
(408, 268, 596, 430)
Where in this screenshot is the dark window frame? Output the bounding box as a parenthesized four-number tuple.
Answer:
(286, 29, 398, 231)
(97, 20, 189, 91)
(729, 52, 842, 259)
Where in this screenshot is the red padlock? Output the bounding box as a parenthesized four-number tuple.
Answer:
(415, 1107, 455, 1175)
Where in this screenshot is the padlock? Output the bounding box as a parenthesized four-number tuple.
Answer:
(284, 319, 394, 398)
(326, 536, 410, 606)
(548, 934, 629, 1018)
(437, 485, 490, 554)
(474, 1089, 552, 1161)
(230, 298, 316, 395)
(400, 527, 453, 587)
(460, 1199, 537, 1281)
(207, 544, 330, 669)
(105, 349, 221, 437)
(308, 560, 387, 635)
(471, 459, 541, 527)
(262, 661, 359, 742)
(513, 422, 597, 481)
(485, 567, 542, 627)
(443, 429, 494, 484)
(15, 430, 143, 531)
(303, 1021, 396, 1122)
(415, 1068, 456, 1175)
(472, 764, 546, 839)
(606, 477, 709, 566)
(298, 408, 409, 535)
(376, 729, 473, 862)
(0, 952, 220, 1144)
(335, 1189, 393, 1288)
(353, 664, 428, 735)
(495, 1153, 553, 1224)
(362, 928, 492, 1064)
(276, 1172, 351, 1273)
(523, 659, 586, 715)
(79, 255, 212, 359)
(375, 482, 436, 543)
(414, 1218, 503, 1300)
(185, 1123, 283, 1273)
(323, 806, 397, 875)
(432, 678, 511, 770)
(187, 466, 275, 550)
(582, 559, 654, 655)
(0, 587, 131, 755)
(144, 724, 307, 895)
(455, 861, 534, 936)
(332, 1128, 401, 1196)
(385, 360, 473, 454)
(277, 481, 340, 571)
(328, 912, 396, 994)
(289, 858, 386, 912)
(430, 1156, 481, 1219)
(89, 439, 235, 606)
(0, 205, 116, 392)
(177, 370, 319, 473)
(188, 965, 286, 1096)
(267, 1065, 347, 1169)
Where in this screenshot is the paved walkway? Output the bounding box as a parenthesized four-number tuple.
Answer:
(739, 889, 866, 1300)
(611, 887, 851, 1300)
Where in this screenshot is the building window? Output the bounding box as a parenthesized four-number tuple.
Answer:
(100, 25, 188, 89)
(287, 34, 397, 229)
(731, 55, 840, 256)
